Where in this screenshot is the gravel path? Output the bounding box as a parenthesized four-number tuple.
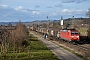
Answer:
(30, 32, 82, 60)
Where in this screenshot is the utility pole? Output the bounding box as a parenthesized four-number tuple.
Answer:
(46, 16, 49, 34)
(38, 20, 39, 32)
(47, 16, 49, 27)
(72, 16, 74, 28)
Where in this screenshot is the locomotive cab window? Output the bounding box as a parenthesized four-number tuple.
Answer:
(71, 32, 79, 35)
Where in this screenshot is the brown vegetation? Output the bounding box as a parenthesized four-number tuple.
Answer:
(0, 22, 29, 57)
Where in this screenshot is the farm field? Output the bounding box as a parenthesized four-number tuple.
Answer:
(77, 28, 88, 36)
(0, 34, 59, 60)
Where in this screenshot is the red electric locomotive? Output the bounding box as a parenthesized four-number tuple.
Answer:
(60, 29, 80, 42)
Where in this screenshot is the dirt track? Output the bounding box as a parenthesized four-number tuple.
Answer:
(30, 31, 82, 60)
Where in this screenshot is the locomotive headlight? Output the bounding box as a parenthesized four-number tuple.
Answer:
(71, 36, 74, 37)
(77, 36, 79, 37)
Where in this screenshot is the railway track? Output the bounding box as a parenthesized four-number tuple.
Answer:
(51, 38, 90, 59)
(79, 44, 90, 52)
(31, 31, 90, 59)
(37, 31, 90, 53)
(49, 36, 90, 52)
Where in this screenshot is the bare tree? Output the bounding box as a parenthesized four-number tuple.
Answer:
(11, 22, 29, 52)
(86, 8, 90, 18)
(0, 29, 10, 58)
(0, 22, 29, 56)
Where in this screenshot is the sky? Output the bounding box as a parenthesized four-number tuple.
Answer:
(0, 0, 90, 22)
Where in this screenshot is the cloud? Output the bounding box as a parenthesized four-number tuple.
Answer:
(76, 0, 89, 3)
(46, 6, 53, 8)
(0, 3, 87, 22)
(62, 9, 84, 15)
(55, 4, 63, 7)
(76, 10, 83, 14)
(1, 5, 8, 8)
(62, 9, 74, 13)
(51, 12, 58, 16)
(61, 0, 89, 3)
(14, 6, 40, 12)
(0, 5, 15, 14)
(14, 6, 23, 11)
(61, 0, 75, 3)
(48, 9, 85, 19)
(35, 5, 40, 8)
(0, 5, 42, 22)
(32, 11, 40, 15)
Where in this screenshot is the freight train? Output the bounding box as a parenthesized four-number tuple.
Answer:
(30, 27, 80, 42)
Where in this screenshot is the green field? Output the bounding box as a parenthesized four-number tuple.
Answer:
(77, 28, 88, 36)
(0, 34, 59, 60)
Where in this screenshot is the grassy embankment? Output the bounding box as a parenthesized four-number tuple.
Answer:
(0, 34, 59, 60)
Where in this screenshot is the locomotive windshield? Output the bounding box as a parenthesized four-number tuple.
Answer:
(71, 32, 79, 35)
